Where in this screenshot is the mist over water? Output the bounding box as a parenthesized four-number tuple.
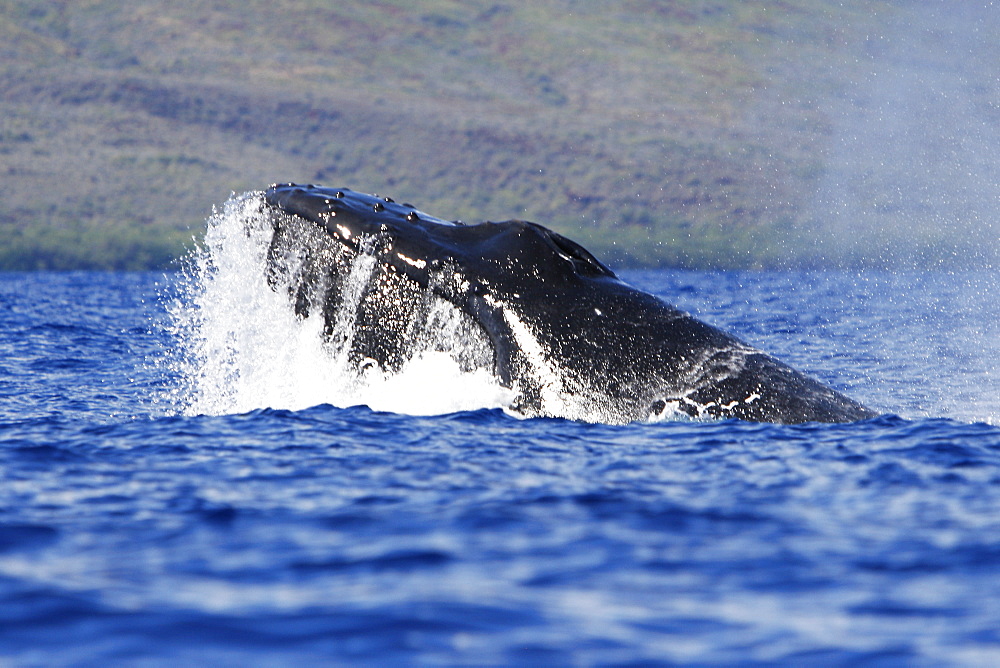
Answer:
(810, 1, 1000, 268)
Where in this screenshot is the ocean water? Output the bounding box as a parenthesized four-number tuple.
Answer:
(2, 257, 1000, 664)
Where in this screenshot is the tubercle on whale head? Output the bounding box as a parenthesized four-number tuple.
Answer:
(263, 183, 455, 286)
(263, 183, 618, 288)
(265, 183, 460, 233)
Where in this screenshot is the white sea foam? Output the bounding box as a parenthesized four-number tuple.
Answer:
(167, 192, 513, 417)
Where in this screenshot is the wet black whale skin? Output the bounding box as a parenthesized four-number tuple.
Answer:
(262, 183, 877, 424)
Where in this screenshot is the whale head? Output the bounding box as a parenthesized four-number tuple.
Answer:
(258, 183, 876, 424)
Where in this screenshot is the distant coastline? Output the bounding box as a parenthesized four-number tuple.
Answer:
(2, 1, 995, 271)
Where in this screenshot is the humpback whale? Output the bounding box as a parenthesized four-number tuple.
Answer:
(258, 183, 876, 425)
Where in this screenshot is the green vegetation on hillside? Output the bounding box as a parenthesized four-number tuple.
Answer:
(1, 1, 995, 270)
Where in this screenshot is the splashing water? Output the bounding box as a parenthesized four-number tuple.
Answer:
(168, 192, 513, 417)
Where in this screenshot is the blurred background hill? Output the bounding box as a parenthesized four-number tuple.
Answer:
(0, 0, 996, 270)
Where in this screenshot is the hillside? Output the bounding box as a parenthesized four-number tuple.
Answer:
(1, 1, 996, 270)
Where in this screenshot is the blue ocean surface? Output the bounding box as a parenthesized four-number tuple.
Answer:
(2, 268, 1000, 666)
